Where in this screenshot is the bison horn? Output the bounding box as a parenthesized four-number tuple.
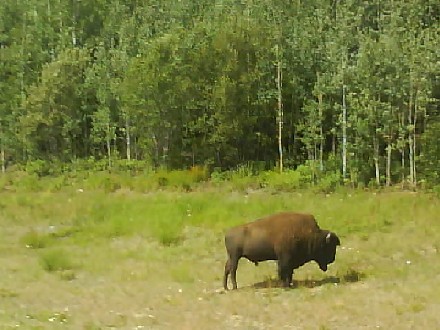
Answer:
(326, 232, 331, 243)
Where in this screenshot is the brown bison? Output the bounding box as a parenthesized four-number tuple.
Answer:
(223, 212, 340, 290)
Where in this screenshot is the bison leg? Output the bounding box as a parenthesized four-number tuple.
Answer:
(223, 257, 240, 290)
(286, 268, 294, 287)
(277, 257, 293, 288)
(223, 259, 231, 290)
(230, 257, 239, 290)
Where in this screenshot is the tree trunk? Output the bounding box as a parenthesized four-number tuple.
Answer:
(163, 132, 169, 166)
(106, 122, 111, 169)
(71, 0, 78, 46)
(408, 81, 414, 187)
(319, 127, 324, 172)
(332, 129, 336, 157)
(0, 127, 5, 173)
(276, 44, 283, 173)
(152, 134, 159, 166)
(401, 147, 405, 188)
(126, 114, 131, 161)
(342, 83, 347, 180)
(373, 132, 380, 186)
(386, 105, 393, 187)
(1, 146, 4, 174)
(317, 86, 324, 171)
(397, 112, 405, 187)
(0, 43, 5, 173)
(386, 142, 391, 187)
(413, 89, 418, 187)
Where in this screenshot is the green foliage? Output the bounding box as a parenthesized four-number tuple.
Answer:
(13, 173, 42, 192)
(419, 121, 440, 186)
(0, 174, 12, 191)
(262, 170, 304, 191)
(136, 167, 209, 191)
(315, 172, 342, 193)
(81, 172, 121, 193)
(1, 0, 439, 187)
(25, 160, 51, 177)
(40, 248, 75, 273)
(22, 230, 51, 249)
(155, 228, 182, 246)
(41, 175, 70, 192)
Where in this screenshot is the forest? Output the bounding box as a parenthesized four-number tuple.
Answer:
(1, 0, 439, 187)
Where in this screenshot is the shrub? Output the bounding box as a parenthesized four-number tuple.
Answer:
(296, 163, 314, 185)
(42, 175, 70, 192)
(419, 121, 440, 186)
(22, 230, 51, 249)
(13, 173, 42, 192)
(189, 165, 209, 182)
(209, 168, 230, 184)
(25, 160, 50, 177)
(262, 170, 303, 191)
(315, 172, 341, 193)
(152, 225, 182, 246)
(112, 159, 152, 175)
(82, 172, 121, 192)
(40, 248, 75, 272)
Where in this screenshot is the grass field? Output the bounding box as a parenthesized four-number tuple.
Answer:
(1, 187, 439, 329)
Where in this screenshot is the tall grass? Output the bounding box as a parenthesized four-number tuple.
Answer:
(2, 168, 439, 251)
(40, 248, 75, 272)
(4, 185, 439, 248)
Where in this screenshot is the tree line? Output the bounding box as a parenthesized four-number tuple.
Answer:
(1, 0, 439, 187)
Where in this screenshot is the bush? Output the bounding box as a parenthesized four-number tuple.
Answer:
(22, 230, 51, 249)
(13, 173, 42, 192)
(146, 168, 208, 191)
(432, 185, 440, 198)
(155, 227, 182, 246)
(82, 172, 121, 192)
(315, 172, 341, 193)
(40, 248, 75, 272)
(189, 165, 209, 182)
(150, 216, 183, 246)
(111, 159, 152, 174)
(261, 165, 315, 191)
(209, 168, 230, 183)
(71, 157, 108, 172)
(0, 173, 13, 191)
(42, 175, 70, 192)
(25, 160, 51, 177)
(262, 170, 303, 191)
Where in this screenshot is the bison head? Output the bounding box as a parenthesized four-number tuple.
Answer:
(316, 231, 340, 272)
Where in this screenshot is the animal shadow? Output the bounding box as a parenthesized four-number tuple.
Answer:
(252, 269, 363, 289)
(252, 276, 339, 289)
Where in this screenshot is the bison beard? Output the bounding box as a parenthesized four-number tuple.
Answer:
(223, 212, 340, 290)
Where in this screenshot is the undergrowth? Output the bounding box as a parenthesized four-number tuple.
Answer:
(4, 187, 438, 250)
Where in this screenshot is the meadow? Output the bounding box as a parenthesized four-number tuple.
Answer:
(1, 175, 440, 329)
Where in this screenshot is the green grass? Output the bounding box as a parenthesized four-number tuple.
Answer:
(39, 248, 75, 273)
(1, 184, 440, 328)
(21, 230, 52, 249)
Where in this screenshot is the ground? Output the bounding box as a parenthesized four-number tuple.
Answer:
(0, 190, 439, 329)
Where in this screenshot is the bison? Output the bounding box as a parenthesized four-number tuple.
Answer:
(223, 212, 340, 290)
